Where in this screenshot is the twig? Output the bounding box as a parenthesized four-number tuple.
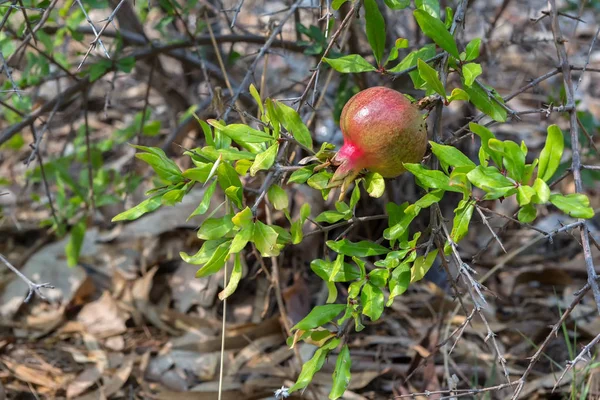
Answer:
(582, 164, 600, 170)
(0, 49, 21, 98)
(553, 331, 600, 391)
(230, 0, 244, 28)
(16, 0, 36, 44)
(474, 79, 519, 120)
(83, 88, 96, 216)
(510, 280, 592, 399)
(548, 0, 600, 315)
(137, 59, 155, 144)
(0, 252, 54, 302)
(575, 26, 600, 91)
(74, 0, 110, 68)
(485, 0, 511, 39)
(436, 207, 511, 380)
(222, 0, 304, 122)
(217, 257, 228, 400)
(475, 205, 506, 253)
(295, 3, 358, 112)
(305, 214, 388, 237)
(205, 13, 247, 124)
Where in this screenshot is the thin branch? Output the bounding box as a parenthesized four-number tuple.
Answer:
(0, 49, 21, 98)
(74, 0, 110, 67)
(230, 0, 243, 28)
(295, 3, 358, 112)
(475, 205, 506, 253)
(0, 252, 54, 302)
(83, 88, 96, 216)
(575, 26, 599, 90)
(304, 214, 388, 237)
(510, 280, 592, 399)
(553, 331, 600, 391)
(222, 0, 305, 122)
(548, 0, 600, 316)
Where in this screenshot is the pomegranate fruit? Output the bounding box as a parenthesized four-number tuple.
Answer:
(331, 86, 428, 187)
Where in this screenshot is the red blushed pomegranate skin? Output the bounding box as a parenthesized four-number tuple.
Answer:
(335, 86, 428, 178)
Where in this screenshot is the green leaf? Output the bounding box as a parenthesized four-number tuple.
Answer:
(467, 165, 514, 192)
(198, 215, 234, 240)
(550, 194, 595, 219)
(364, 172, 385, 198)
(516, 185, 536, 206)
(404, 163, 455, 191)
(161, 186, 187, 205)
(383, 204, 420, 241)
(350, 184, 361, 209)
(229, 225, 254, 253)
(444, 6, 454, 29)
(469, 123, 503, 167)
(462, 63, 482, 87)
(532, 178, 550, 203)
(413, 9, 459, 58)
(417, 58, 446, 98)
(134, 146, 183, 183)
(384, 0, 410, 9)
(232, 207, 253, 228)
(250, 143, 278, 176)
(361, 282, 384, 320)
(219, 253, 243, 300)
(254, 221, 280, 256)
(207, 120, 274, 143)
(429, 141, 475, 171)
(323, 54, 377, 73)
(364, 0, 386, 66)
(315, 211, 347, 224)
(308, 171, 333, 190)
(183, 164, 212, 183)
(500, 140, 525, 182)
(411, 249, 438, 283)
(448, 88, 469, 102)
(368, 269, 389, 287)
(415, 0, 440, 18)
(180, 239, 227, 264)
(330, 254, 344, 283)
(289, 338, 340, 393)
(387, 263, 411, 306)
(465, 38, 481, 61)
(288, 166, 315, 184)
(267, 184, 289, 210)
(196, 241, 231, 278)
(329, 344, 352, 399)
(327, 239, 389, 257)
(395, 37, 408, 49)
(518, 204, 537, 223)
(249, 84, 264, 116)
(66, 219, 86, 267)
(293, 304, 347, 331)
(112, 194, 163, 221)
(463, 80, 507, 122)
(448, 171, 471, 197)
(415, 189, 445, 208)
(502, 140, 526, 182)
(217, 162, 242, 192)
(274, 101, 313, 149)
(387, 44, 436, 88)
(332, 0, 349, 10)
(538, 124, 564, 182)
(450, 200, 474, 243)
(311, 259, 361, 282)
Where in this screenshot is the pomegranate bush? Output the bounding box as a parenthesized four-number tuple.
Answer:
(109, 1, 595, 398)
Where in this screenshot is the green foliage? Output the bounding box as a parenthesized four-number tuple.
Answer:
(104, 3, 596, 398)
